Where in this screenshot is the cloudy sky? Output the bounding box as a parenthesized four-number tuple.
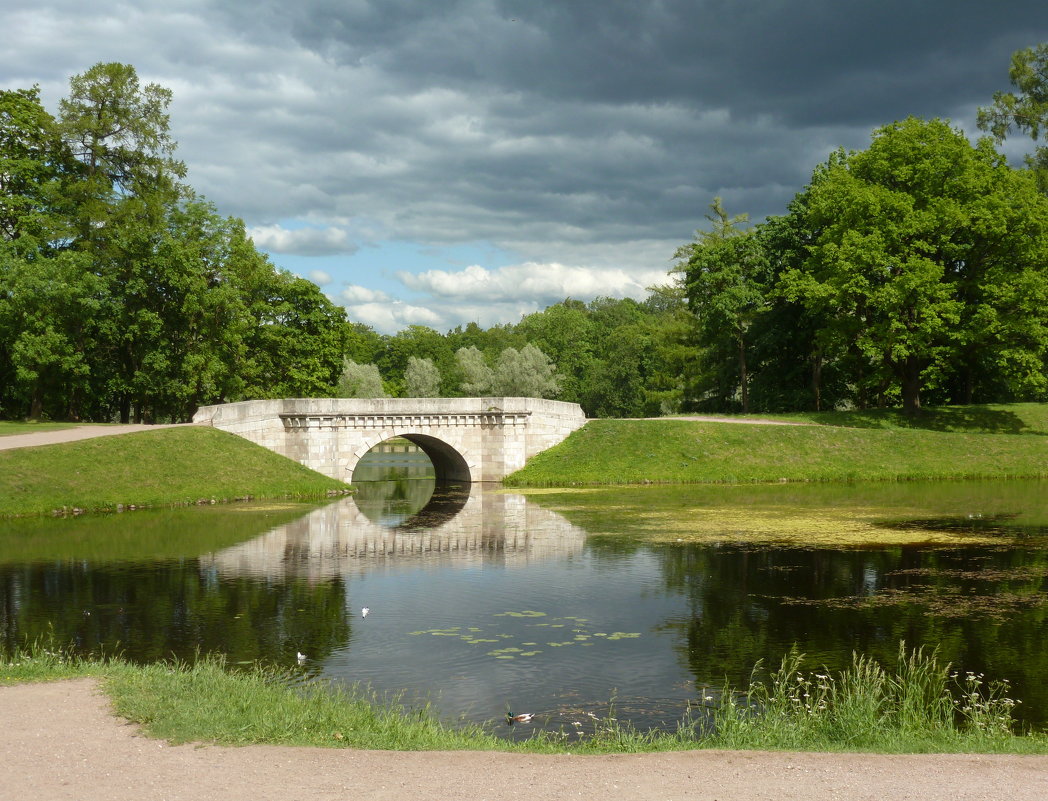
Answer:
(4, 1, 1046, 333)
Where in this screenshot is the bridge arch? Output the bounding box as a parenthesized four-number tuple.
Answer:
(348, 432, 475, 484)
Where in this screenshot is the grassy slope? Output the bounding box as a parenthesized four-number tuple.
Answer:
(506, 403, 1048, 486)
(0, 426, 348, 517)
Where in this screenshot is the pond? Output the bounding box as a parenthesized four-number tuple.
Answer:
(3, 442, 1048, 737)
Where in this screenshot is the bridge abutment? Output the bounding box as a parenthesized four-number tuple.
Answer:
(192, 397, 587, 483)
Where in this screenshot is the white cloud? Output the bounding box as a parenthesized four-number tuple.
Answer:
(246, 224, 359, 256)
(308, 269, 333, 285)
(347, 301, 443, 333)
(339, 284, 392, 304)
(397, 262, 670, 304)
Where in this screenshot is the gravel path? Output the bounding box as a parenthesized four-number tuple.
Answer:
(2, 680, 1046, 801)
(0, 424, 194, 452)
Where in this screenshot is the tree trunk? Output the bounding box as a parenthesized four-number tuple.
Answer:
(29, 385, 43, 421)
(811, 351, 823, 412)
(738, 335, 749, 414)
(902, 355, 922, 415)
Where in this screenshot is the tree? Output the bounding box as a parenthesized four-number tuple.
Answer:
(515, 300, 595, 404)
(337, 360, 387, 398)
(58, 62, 184, 202)
(0, 251, 101, 419)
(491, 344, 562, 398)
(54, 63, 189, 421)
(977, 42, 1048, 191)
(233, 243, 350, 400)
(455, 346, 494, 395)
(677, 199, 768, 412)
(377, 325, 456, 396)
(0, 86, 75, 250)
(404, 356, 441, 397)
(779, 117, 1048, 413)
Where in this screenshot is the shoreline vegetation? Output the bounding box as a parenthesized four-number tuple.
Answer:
(3, 642, 1045, 754)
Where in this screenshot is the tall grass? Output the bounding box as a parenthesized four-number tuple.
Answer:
(702, 644, 1034, 753)
(3, 642, 1044, 754)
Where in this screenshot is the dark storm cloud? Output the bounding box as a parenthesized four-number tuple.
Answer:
(273, 0, 1045, 124)
(199, 0, 1048, 236)
(6, 0, 1048, 331)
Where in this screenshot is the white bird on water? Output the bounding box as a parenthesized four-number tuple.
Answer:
(361, 606, 370, 618)
(296, 652, 307, 664)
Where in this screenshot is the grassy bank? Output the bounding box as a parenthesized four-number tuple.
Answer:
(0, 426, 349, 518)
(505, 404, 1048, 486)
(3, 644, 1045, 754)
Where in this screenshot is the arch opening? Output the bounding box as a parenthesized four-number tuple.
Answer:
(350, 435, 472, 532)
(397, 434, 473, 484)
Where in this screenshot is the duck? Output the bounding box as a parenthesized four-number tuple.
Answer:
(296, 651, 307, 664)
(506, 712, 535, 725)
(361, 606, 370, 618)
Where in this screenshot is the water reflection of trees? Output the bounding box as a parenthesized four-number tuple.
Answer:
(0, 561, 351, 666)
(650, 543, 1048, 727)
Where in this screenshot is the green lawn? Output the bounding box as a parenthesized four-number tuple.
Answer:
(506, 403, 1048, 486)
(0, 425, 349, 517)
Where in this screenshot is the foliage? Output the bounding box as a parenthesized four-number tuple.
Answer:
(336, 360, 387, 398)
(455, 345, 494, 395)
(677, 198, 768, 412)
(403, 356, 441, 397)
(0, 64, 351, 423)
(978, 42, 1048, 191)
(704, 645, 1029, 752)
(491, 343, 562, 398)
(778, 118, 1048, 413)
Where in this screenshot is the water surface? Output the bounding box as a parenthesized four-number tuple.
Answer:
(3, 451, 1047, 736)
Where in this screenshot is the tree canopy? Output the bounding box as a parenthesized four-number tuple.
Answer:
(0, 64, 350, 422)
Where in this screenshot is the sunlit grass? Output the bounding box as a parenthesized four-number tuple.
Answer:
(757, 402, 1048, 435)
(3, 642, 1046, 754)
(506, 413, 1048, 487)
(0, 426, 349, 518)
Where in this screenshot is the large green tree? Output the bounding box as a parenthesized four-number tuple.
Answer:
(677, 199, 768, 413)
(1, 64, 354, 421)
(779, 117, 1048, 412)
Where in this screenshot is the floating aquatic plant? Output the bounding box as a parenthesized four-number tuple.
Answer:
(406, 612, 642, 661)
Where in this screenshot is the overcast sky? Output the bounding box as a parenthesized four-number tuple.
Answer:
(4, 1, 1047, 333)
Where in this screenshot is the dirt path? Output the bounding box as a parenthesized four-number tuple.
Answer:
(2, 680, 1046, 801)
(0, 423, 193, 452)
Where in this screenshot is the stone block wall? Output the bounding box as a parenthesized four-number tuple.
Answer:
(192, 397, 587, 482)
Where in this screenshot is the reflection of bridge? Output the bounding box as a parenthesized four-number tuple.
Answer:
(193, 397, 587, 483)
(201, 489, 588, 581)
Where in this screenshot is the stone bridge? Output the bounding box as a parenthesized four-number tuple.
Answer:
(192, 397, 587, 483)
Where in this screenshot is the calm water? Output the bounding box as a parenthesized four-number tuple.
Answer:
(3, 445, 1048, 736)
